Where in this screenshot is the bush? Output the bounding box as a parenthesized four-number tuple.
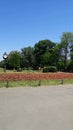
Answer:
(57, 61, 64, 71)
(43, 66, 57, 72)
(68, 61, 73, 72)
(17, 68, 22, 72)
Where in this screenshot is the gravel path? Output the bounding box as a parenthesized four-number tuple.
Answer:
(0, 84, 73, 130)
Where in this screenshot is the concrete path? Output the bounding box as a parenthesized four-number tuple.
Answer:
(0, 85, 73, 130)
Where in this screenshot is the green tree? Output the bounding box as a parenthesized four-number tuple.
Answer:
(7, 51, 20, 69)
(0, 60, 3, 67)
(60, 32, 73, 70)
(34, 39, 56, 68)
(69, 44, 73, 72)
(20, 47, 35, 69)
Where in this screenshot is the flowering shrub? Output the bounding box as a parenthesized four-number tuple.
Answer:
(0, 72, 73, 81)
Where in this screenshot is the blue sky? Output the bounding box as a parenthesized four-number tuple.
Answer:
(0, 0, 73, 60)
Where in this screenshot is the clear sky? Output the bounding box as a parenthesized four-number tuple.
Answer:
(0, 0, 73, 60)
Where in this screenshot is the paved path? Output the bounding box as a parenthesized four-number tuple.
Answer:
(0, 85, 73, 130)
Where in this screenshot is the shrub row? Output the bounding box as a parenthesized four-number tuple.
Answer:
(43, 66, 57, 72)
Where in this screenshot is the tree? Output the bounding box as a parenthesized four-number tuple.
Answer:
(34, 39, 56, 68)
(7, 51, 20, 69)
(20, 47, 35, 69)
(60, 32, 73, 70)
(69, 44, 73, 72)
(0, 60, 4, 68)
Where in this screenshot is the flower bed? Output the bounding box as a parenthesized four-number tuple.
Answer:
(0, 72, 73, 81)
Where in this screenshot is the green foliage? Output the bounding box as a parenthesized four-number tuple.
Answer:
(60, 32, 73, 70)
(1, 32, 73, 72)
(34, 39, 56, 68)
(7, 51, 20, 69)
(0, 61, 4, 68)
(68, 61, 73, 72)
(43, 66, 57, 72)
(20, 47, 35, 69)
(41, 52, 51, 66)
(57, 61, 64, 71)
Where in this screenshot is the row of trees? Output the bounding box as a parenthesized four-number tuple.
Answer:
(0, 32, 73, 72)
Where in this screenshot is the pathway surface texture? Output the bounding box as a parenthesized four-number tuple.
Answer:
(0, 85, 73, 130)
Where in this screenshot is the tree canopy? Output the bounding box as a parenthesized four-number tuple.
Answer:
(1, 32, 73, 72)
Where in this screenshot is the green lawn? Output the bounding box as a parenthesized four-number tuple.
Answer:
(0, 67, 40, 73)
(0, 79, 73, 88)
(0, 68, 3, 72)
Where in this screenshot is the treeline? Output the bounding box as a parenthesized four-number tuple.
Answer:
(0, 32, 73, 72)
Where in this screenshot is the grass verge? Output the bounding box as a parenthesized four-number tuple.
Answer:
(0, 78, 73, 88)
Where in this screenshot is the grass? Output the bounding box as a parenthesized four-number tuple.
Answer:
(0, 67, 41, 73)
(0, 68, 4, 72)
(0, 80, 40, 88)
(0, 78, 73, 88)
(64, 78, 73, 84)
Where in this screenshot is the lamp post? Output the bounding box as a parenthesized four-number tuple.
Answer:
(3, 52, 8, 72)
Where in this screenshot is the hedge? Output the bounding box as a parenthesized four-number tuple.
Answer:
(43, 66, 57, 72)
